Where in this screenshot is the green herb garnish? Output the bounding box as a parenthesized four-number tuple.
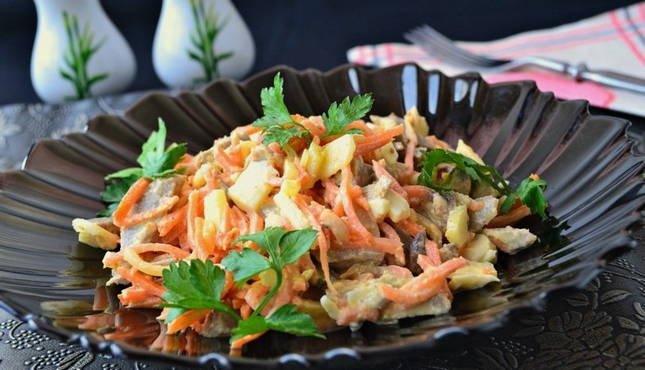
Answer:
(223, 227, 323, 341)
(419, 149, 510, 194)
(419, 149, 549, 219)
(253, 73, 374, 146)
(160, 259, 241, 323)
(321, 94, 374, 138)
(500, 177, 548, 218)
(98, 119, 187, 216)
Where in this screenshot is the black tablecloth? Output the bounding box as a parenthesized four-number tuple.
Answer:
(0, 91, 643, 369)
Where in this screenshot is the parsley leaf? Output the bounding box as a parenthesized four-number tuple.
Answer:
(223, 227, 323, 342)
(98, 119, 187, 216)
(232, 304, 324, 342)
(500, 177, 548, 218)
(160, 260, 240, 321)
(321, 94, 374, 138)
(220, 248, 271, 285)
(252, 73, 310, 147)
(97, 174, 138, 217)
(419, 149, 510, 194)
(253, 72, 296, 128)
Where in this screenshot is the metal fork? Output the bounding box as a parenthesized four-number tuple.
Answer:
(405, 25, 645, 94)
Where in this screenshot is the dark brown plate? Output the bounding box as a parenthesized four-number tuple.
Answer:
(0, 64, 643, 369)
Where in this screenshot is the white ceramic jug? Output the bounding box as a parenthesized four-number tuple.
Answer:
(153, 0, 255, 87)
(31, 0, 136, 103)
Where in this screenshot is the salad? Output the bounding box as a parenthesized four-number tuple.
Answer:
(73, 73, 548, 353)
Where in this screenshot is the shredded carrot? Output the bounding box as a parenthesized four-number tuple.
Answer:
(121, 195, 179, 228)
(301, 117, 326, 137)
(113, 177, 150, 228)
(403, 185, 433, 205)
(345, 120, 372, 136)
(372, 159, 408, 198)
(424, 240, 441, 266)
(378, 222, 405, 265)
(159, 205, 188, 237)
(230, 332, 265, 353)
(354, 125, 404, 156)
(187, 191, 204, 255)
(116, 266, 166, 297)
(403, 123, 418, 172)
(295, 195, 335, 294)
(167, 309, 210, 335)
(381, 257, 467, 305)
(529, 173, 541, 180)
(487, 205, 531, 227)
(340, 166, 372, 240)
(397, 218, 425, 236)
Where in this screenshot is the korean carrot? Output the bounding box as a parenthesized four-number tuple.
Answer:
(354, 125, 404, 156)
(340, 166, 372, 240)
(230, 332, 265, 353)
(167, 309, 210, 335)
(113, 177, 150, 228)
(116, 266, 165, 297)
(487, 205, 531, 228)
(424, 240, 441, 266)
(345, 120, 372, 136)
(381, 257, 466, 305)
(158, 205, 188, 237)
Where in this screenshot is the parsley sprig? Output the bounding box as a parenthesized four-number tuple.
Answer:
(160, 260, 241, 323)
(97, 119, 187, 216)
(223, 227, 323, 341)
(252, 73, 374, 147)
(500, 177, 548, 218)
(419, 149, 549, 219)
(160, 227, 324, 345)
(419, 149, 510, 194)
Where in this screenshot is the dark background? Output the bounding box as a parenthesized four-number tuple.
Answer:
(1, 0, 639, 105)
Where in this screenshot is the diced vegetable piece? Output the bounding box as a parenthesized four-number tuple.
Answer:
(368, 198, 390, 222)
(455, 139, 484, 165)
(404, 106, 429, 137)
(73, 218, 120, 250)
(320, 209, 349, 243)
(320, 135, 356, 178)
(281, 159, 302, 196)
(274, 192, 309, 229)
(228, 160, 278, 211)
(373, 142, 398, 164)
(445, 204, 471, 248)
(192, 163, 211, 188)
(204, 189, 229, 232)
(483, 226, 537, 255)
(469, 196, 498, 231)
(385, 189, 410, 222)
(300, 141, 325, 182)
(448, 261, 499, 291)
(461, 234, 497, 263)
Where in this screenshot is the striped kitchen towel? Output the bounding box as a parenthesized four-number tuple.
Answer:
(348, 2, 645, 116)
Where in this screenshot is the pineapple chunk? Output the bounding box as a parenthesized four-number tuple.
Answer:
(204, 189, 229, 232)
(281, 159, 302, 196)
(461, 234, 497, 263)
(192, 163, 211, 188)
(385, 189, 410, 222)
(228, 160, 278, 211)
(368, 198, 390, 222)
(373, 142, 398, 164)
(445, 204, 472, 248)
(404, 106, 429, 137)
(448, 261, 499, 291)
(319, 135, 356, 178)
(300, 141, 325, 184)
(238, 140, 257, 161)
(274, 192, 310, 229)
(72, 219, 119, 250)
(456, 139, 484, 165)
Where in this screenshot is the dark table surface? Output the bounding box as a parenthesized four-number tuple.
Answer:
(1, 1, 644, 369)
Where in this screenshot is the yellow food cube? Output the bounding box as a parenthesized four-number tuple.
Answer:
(445, 204, 472, 248)
(456, 139, 484, 165)
(204, 189, 229, 231)
(228, 160, 278, 211)
(274, 192, 310, 229)
(448, 261, 499, 291)
(368, 198, 390, 222)
(373, 142, 398, 164)
(300, 141, 324, 182)
(461, 234, 497, 263)
(319, 135, 356, 178)
(72, 219, 119, 250)
(385, 189, 410, 222)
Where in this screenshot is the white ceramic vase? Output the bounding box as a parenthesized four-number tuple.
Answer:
(153, 0, 255, 87)
(31, 0, 136, 103)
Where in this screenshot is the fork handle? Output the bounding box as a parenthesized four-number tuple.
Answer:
(521, 57, 645, 94)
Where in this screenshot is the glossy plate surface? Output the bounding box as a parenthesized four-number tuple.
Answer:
(0, 64, 643, 368)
